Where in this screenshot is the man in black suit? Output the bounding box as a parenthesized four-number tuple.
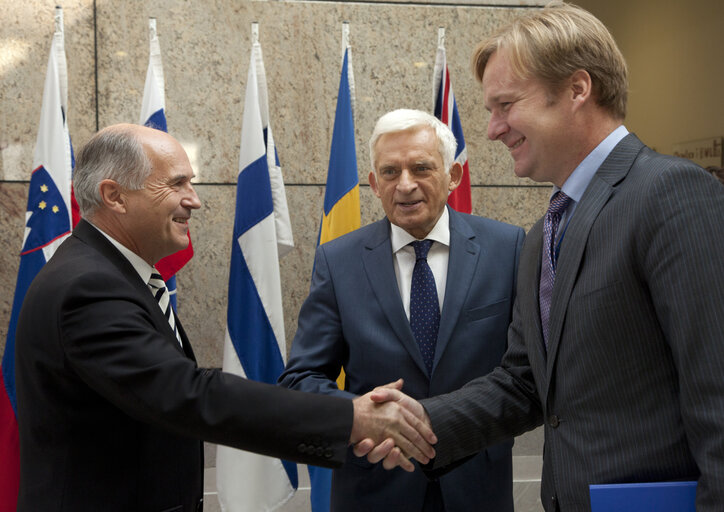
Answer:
(361, 2, 724, 510)
(14, 123, 435, 511)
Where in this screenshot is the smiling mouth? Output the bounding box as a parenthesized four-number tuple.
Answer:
(173, 218, 188, 224)
(509, 138, 525, 151)
(398, 200, 422, 207)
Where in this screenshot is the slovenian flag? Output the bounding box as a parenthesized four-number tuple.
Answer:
(309, 23, 361, 512)
(139, 18, 193, 309)
(216, 23, 297, 512)
(433, 27, 472, 213)
(1, 8, 75, 510)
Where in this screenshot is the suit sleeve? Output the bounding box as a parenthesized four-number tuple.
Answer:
(640, 164, 724, 507)
(278, 244, 356, 399)
(421, 224, 541, 470)
(59, 268, 353, 468)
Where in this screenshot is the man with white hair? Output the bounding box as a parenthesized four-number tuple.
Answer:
(280, 109, 524, 511)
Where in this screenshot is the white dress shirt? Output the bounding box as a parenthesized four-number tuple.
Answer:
(390, 207, 450, 320)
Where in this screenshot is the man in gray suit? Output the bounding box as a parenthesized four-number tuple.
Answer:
(280, 109, 523, 511)
(360, 2, 724, 510)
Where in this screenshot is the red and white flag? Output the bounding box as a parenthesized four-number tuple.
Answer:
(433, 27, 472, 213)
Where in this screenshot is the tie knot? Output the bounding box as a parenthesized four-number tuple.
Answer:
(148, 270, 164, 290)
(547, 191, 571, 216)
(411, 239, 433, 260)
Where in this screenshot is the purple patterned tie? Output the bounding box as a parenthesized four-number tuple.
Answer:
(410, 240, 440, 375)
(539, 191, 572, 348)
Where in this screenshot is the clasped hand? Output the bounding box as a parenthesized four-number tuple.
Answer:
(350, 379, 436, 472)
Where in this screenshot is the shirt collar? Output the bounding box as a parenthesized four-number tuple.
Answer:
(390, 206, 450, 253)
(86, 221, 154, 285)
(554, 125, 629, 202)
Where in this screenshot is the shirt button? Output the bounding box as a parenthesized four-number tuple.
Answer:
(549, 415, 560, 428)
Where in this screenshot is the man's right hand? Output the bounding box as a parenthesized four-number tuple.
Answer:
(349, 379, 436, 472)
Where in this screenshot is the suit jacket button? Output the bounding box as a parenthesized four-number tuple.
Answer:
(549, 415, 560, 428)
(324, 448, 334, 459)
(315, 447, 324, 457)
(297, 443, 306, 453)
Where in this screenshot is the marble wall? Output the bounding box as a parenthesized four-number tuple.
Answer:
(1, 0, 548, 366)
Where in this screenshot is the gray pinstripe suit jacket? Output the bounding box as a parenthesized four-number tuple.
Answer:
(421, 134, 724, 511)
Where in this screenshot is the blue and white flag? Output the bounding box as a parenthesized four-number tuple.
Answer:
(2, 8, 73, 509)
(139, 18, 194, 309)
(216, 23, 296, 512)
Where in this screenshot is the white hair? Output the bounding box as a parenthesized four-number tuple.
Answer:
(73, 125, 151, 217)
(368, 109, 457, 173)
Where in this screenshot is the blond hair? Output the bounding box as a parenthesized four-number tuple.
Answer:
(473, 1, 628, 120)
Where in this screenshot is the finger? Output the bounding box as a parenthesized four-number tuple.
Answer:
(364, 437, 395, 463)
(382, 447, 415, 472)
(378, 378, 404, 391)
(399, 403, 438, 446)
(390, 409, 436, 462)
(352, 438, 376, 457)
(369, 387, 403, 403)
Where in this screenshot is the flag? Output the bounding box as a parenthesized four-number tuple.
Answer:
(433, 27, 472, 214)
(216, 23, 297, 512)
(1, 8, 75, 509)
(309, 24, 361, 512)
(139, 18, 193, 309)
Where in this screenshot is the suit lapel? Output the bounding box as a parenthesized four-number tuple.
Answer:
(73, 219, 188, 356)
(522, 219, 548, 369)
(544, 134, 645, 390)
(361, 219, 429, 376)
(433, 209, 479, 373)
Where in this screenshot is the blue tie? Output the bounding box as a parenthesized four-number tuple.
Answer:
(410, 240, 440, 375)
(539, 191, 572, 347)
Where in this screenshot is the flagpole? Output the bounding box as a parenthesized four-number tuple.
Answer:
(341, 22, 355, 120)
(251, 21, 259, 45)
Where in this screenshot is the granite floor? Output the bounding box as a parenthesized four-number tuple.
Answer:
(204, 428, 544, 511)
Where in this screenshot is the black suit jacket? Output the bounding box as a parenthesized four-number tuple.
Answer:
(422, 135, 724, 511)
(15, 220, 352, 511)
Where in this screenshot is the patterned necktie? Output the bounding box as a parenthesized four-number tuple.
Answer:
(409, 240, 440, 375)
(148, 270, 183, 347)
(539, 191, 572, 348)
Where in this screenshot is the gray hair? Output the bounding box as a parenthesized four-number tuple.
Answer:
(73, 125, 151, 217)
(369, 109, 457, 174)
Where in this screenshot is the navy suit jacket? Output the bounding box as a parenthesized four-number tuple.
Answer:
(279, 207, 525, 512)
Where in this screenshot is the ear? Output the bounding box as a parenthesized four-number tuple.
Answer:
(448, 162, 463, 192)
(369, 170, 382, 198)
(569, 69, 593, 109)
(98, 179, 128, 213)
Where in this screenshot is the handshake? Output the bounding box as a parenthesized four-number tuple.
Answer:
(349, 379, 437, 472)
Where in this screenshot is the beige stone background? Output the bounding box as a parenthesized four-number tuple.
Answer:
(1, 0, 722, 509)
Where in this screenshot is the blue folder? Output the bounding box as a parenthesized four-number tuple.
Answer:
(590, 481, 696, 511)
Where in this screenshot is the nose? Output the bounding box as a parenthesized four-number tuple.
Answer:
(487, 110, 508, 141)
(396, 169, 417, 193)
(182, 183, 202, 210)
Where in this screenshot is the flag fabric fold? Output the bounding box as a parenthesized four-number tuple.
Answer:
(433, 28, 472, 214)
(309, 29, 361, 512)
(139, 18, 193, 309)
(216, 25, 297, 512)
(1, 8, 74, 509)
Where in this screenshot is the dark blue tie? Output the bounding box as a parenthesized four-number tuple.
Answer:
(410, 240, 440, 375)
(539, 191, 572, 347)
